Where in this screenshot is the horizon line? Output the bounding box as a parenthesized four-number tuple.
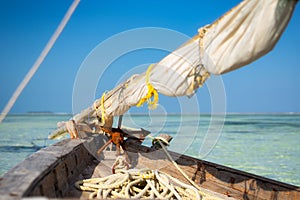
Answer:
(4, 111, 300, 116)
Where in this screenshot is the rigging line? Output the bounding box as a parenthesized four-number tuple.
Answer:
(0, 0, 80, 123)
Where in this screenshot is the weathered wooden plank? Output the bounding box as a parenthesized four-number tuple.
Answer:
(55, 162, 69, 196)
(0, 150, 58, 198)
(125, 141, 300, 200)
(0, 136, 96, 199)
(1, 134, 299, 199)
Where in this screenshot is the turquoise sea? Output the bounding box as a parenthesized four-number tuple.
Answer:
(0, 113, 299, 186)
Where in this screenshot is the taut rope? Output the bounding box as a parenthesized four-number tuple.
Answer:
(75, 138, 223, 199)
(0, 0, 80, 123)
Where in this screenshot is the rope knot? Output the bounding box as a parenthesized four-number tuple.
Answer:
(136, 64, 159, 110)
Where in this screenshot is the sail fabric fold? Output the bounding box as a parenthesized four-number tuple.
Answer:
(99, 0, 298, 119)
(201, 0, 298, 75)
(100, 35, 208, 118)
(49, 0, 298, 138)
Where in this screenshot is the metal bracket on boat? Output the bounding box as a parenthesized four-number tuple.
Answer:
(151, 133, 173, 150)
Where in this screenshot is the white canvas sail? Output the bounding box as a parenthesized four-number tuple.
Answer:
(201, 0, 298, 74)
(50, 0, 298, 138)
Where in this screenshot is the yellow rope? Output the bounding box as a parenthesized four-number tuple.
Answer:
(100, 92, 107, 124)
(196, 71, 210, 87)
(94, 92, 107, 124)
(136, 64, 159, 110)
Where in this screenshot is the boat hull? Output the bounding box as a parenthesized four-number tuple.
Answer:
(0, 135, 299, 199)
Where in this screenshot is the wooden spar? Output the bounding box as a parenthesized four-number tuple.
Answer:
(49, 0, 299, 139)
(49, 81, 129, 138)
(48, 126, 68, 139)
(73, 80, 130, 123)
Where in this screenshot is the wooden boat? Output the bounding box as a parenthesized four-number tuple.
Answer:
(0, 1, 299, 199)
(0, 132, 299, 200)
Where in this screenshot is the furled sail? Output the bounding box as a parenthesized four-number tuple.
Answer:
(201, 0, 298, 74)
(49, 0, 298, 138)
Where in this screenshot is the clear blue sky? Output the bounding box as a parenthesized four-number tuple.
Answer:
(0, 0, 299, 114)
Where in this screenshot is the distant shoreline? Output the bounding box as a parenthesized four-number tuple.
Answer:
(6, 112, 300, 116)
(27, 111, 53, 114)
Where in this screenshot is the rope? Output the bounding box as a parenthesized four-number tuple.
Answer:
(75, 169, 203, 199)
(75, 135, 224, 199)
(94, 92, 107, 124)
(0, 0, 80, 123)
(136, 64, 159, 110)
(146, 135, 222, 199)
(100, 92, 107, 124)
(157, 139, 223, 200)
(112, 156, 129, 174)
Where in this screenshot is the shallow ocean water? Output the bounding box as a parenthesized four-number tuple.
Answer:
(0, 113, 299, 186)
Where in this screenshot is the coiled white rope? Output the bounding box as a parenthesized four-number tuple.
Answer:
(75, 169, 202, 199)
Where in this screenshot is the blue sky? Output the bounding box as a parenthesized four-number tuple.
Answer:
(0, 0, 299, 114)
